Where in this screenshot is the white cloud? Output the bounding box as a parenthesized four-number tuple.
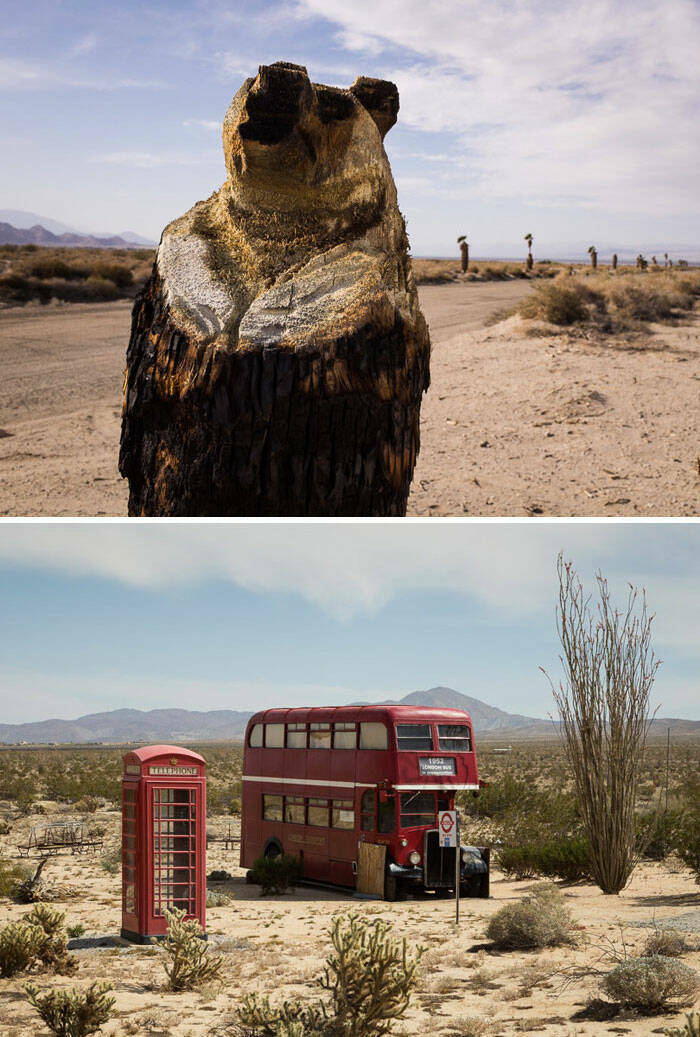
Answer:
(0, 57, 169, 92)
(91, 151, 216, 169)
(183, 119, 222, 132)
(68, 33, 99, 59)
(295, 0, 700, 217)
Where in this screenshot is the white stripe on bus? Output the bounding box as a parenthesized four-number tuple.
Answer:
(241, 776, 480, 792)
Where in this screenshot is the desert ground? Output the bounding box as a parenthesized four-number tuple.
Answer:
(1, 809, 699, 1037)
(0, 277, 698, 516)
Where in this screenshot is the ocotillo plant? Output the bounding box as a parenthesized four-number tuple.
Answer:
(588, 246, 597, 269)
(524, 233, 534, 271)
(457, 234, 469, 272)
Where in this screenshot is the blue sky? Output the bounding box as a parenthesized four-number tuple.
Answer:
(2, 0, 699, 257)
(0, 521, 697, 724)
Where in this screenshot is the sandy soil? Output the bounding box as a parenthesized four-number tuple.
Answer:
(1, 808, 698, 1037)
(0, 283, 698, 516)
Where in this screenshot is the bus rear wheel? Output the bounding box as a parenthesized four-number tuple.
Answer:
(263, 839, 282, 859)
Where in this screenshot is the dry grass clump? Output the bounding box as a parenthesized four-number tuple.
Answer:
(601, 955, 699, 1012)
(0, 244, 154, 306)
(411, 258, 560, 285)
(485, 887, 575, 950)
(644, 929, 691, 958)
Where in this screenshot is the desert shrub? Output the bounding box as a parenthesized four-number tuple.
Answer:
(51, 277, 120, 303)
(498, 836, 591, 882)
(239, 913, 423, 1037)
(675, 786, 700, 881)
(100, 847, 121, 875)
(644, 930, 689, 958)
(607, 279, 692, 322)
(664, 1012, 700, 1036)
(75, 795, 100, 814)
(485, 887, 575, 950)
(206, 889, 231, 908)
(248, 854, 302, 896)
(637, 809, 684, 860)
(15, 784, 36, 815)
(24, 904, 74, 973)
(601, 956, 699, 1011)
(162, 907, 223, 991)
(25, 981, 115, 1037)
(90, 262, 133, 288)
(518, 280, 589, 324)
(23, 257, 86, 281)
(67, 924, 85, 939)
(0, 919, 43, 976)
(0, 858, 31, 899)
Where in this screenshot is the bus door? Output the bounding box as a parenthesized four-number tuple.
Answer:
(328, 797, 356, 887)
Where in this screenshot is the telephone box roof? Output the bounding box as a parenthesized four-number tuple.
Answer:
(126, 745, 206, 765)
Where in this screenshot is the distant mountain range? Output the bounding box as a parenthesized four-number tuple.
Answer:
(0, 687, 696, 744)
(0, 210, 155, 249)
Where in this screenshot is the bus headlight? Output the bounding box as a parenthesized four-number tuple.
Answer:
(409, 851, 421, 866)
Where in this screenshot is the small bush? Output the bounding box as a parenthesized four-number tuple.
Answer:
(486, 887, 575, 950)
(25, 981, 115, 1037)
(0, 919, 43, 977)
(100, 847, 120, 875)
(24, 904, 75, 973)
(664, 1011, 700, 1036)
(238, 913, 423, 1037)
(23, 258, 86, 281)
(676, 795, 700, 881)
(162, 907, 223, 991)
(637, 810, 684, 861)
(519, 281, 589, 324)
(67, 924, 85, 939)
(644, 930, 689, 958)
(0, 858, 32, 899)
(206, 889, 231, 908)
(248, 854, 302, 896)
(601, 956, 699, 1011)
(498, 836, 591, 882)
(90, 262, 133, 288)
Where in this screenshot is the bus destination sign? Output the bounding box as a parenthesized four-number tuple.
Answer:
(419, 757, 456, 776)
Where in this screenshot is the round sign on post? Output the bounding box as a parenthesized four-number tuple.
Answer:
(438, 810, 456, 846)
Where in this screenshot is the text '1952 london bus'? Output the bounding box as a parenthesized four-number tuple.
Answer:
(240, 705, 489, 900)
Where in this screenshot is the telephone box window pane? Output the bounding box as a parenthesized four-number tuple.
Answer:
(265, 724, 284, 748)
(249, 724, 263, 747)
(359, 723, 388, 750)
(400, 791, 436, 827)
(396, 724, 433, 751)
(307, 798, 329, 827)
(437, 724, 472, 752)
(263, 794, 283, 821)
(332, 801, 354, 829)
(284, 797, 305, 824)
(309, 724, 331, 749)
(361, 790, 376, 832)
(333, 724, 356, 749)
(286, 724, 306, 748)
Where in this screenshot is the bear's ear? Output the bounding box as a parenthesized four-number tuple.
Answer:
(349, 77, 399, 139)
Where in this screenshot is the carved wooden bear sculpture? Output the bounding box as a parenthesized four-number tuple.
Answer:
(120, 62, 430, 515)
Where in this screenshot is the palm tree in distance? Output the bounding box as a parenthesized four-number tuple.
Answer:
(588, 246, 598, 270)
(457, 234, 469, 272)
(611, 253, 618, 271)
(524, 233, 534, 271)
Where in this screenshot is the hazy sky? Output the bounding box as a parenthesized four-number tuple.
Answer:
(0, 521, 697, 725)
(2, 0, 699, 256)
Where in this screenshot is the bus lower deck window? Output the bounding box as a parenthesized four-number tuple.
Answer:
(307, 798, 329, 826)
(332, 800, 354, 829)
(359, 722, 388, 749)
(400, 791, 436, 827)
(396, 724, 433, 751)
(437, 724, 472, 752)
(378, 794, 395, 833)
(263, 794, 283, 821)
(284, 796, 304, 824)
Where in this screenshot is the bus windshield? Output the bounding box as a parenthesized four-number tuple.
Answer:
(399, 791, 451, 828)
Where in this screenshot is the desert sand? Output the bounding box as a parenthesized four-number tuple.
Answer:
(1, 808, 698, 1036)
(0, 282, 698, 516)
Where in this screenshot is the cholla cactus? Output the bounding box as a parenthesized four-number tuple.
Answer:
(238, 913, 423, 1037)
(664, 1012, 700, 1037)
(25, 981, 115, 1037)
(0, 919, 44, 977)
(24, 904, 74, 972)
(163, 907, 223, 991)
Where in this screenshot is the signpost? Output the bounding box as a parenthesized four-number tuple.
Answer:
(438, 809, 461, 925)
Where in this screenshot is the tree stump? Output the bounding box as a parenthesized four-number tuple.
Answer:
(119, 62, 430, 516)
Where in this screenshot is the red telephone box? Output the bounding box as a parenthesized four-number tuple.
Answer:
(121, 745, 206, 943)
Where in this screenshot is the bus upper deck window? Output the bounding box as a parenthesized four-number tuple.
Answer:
(396, 724, 433, 751)
(333, 722, 356, 749)
(360, 790, 376, 831)
(286, 723, 306, 749)
(309, 723, 331, 749)
(265, 724, 284, 748)
(437, 724, 472, 752)
(378, 793, 395, 833)
(249, 724, 263, 747)
(359, 722, 388, 750)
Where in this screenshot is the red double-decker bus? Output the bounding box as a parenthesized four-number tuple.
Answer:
(240, 705, 489, 899)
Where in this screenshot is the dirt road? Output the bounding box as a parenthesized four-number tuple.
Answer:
(1, 281, 698, 516)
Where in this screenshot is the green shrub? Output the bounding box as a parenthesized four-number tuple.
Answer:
(162, 907, 223, 991)
(664, 1011, 700, 1036)
(486, 887, 575, 950)
(518, 281, 589, 325)
(0, 858, 32, 899)
(498, 836, 591, 882)
(67, 924, 85, 939)
(90, 262, 133, 288)
(248, 854, 302, 896)
(676, 790, 700, 881)
(0, 919, 43, 977)
(238, 913, 423, 1037)
(23, 258, 86, 281)
(100, 847, 121, 875)
(637, 810, 684, 860)
(601, 956, 699, 1011)
(25, 981, 115, 1037)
